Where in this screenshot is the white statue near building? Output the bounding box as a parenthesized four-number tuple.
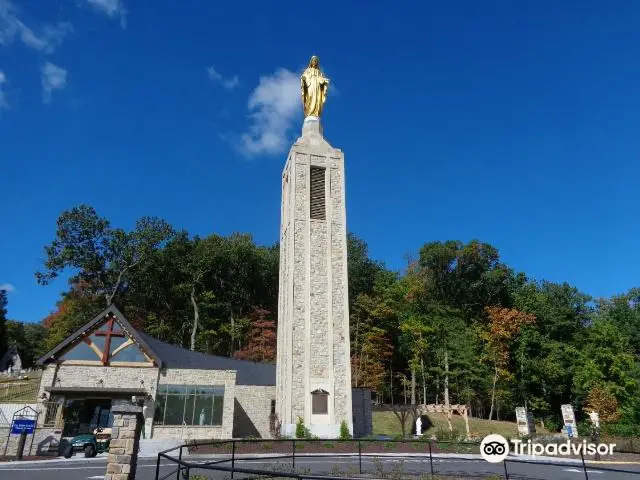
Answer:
(416, 416, 422, 436)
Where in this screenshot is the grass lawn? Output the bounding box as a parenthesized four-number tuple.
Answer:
(0, 373, 41, 403)
(373, 410, 521, 439)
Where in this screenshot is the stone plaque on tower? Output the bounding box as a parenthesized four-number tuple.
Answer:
(275, 56, 354, 438)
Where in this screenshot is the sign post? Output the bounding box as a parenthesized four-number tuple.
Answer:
(5, 406, 39, 459)
(561, 404, 578, 438)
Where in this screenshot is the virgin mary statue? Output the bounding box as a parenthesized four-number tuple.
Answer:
(301, 56, 329, 118)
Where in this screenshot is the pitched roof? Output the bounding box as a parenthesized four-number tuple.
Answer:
(137, 331, 275, 386)
(37, 304, 276, 386)
(36, 304, 163, 368)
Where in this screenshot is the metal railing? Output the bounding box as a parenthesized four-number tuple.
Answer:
(41, 402, 64, 428)
(155, 438, 640, 480)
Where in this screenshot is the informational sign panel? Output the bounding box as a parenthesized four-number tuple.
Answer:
(527, 410, 536, 435)
(515, 407, 536, 436)
(10, 418, 36, 435)
(561, 404, 578, 438)
(515, 407, 529, 436)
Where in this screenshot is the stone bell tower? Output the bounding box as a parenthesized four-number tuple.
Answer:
(275, 111, 353, 438)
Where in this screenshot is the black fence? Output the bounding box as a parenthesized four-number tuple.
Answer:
(155, 438, 640, 480)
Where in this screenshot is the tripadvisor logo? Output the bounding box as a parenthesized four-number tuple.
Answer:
(511, 439, 616, 457)
(480, 434, 510, 463)
(480, 434, 616, 463)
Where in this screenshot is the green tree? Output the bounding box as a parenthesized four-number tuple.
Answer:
(573, 319, 639, 409)
(347, 233, 388, 307)
(594, 288, 640, 356)
(5, 320, 48, 368)
(0, 289, 7, 359)
(36, 204, 175, 307)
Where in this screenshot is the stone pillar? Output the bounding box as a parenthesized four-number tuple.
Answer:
(276, 116, 353, 438)
(105, 400, 143, 480)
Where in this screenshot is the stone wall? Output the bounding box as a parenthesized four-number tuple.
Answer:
(50, 364, 160, 392)
(233, 385, 276, 438)
(36, 364, 57, 406)
(0, 427, 62, 456)
(38, 363, 160, 435)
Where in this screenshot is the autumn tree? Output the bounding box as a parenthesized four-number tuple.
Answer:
(233, 308, 276, 363)
(482, 306, 536, 421)
(41, 283, 104, 352)
(351, 326, 394, 392)
(585, 385, 621, 424)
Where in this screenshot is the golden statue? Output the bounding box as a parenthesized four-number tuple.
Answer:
(301, 56, 329, 117)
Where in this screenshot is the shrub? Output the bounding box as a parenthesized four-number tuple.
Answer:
(339, 420, 351, 440)
(295, 417, 312, 438)
(435, 427, 461, 441)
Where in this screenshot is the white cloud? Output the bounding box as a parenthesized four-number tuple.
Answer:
(207, 66, 239, 90)
(0, 70, 7, 110)
(0, 0, 72, 53)
(41, 62, 67, 104)
(86, 0, 127, 29)
(0, 283, 15, 293)
(238, 68, 301, 157)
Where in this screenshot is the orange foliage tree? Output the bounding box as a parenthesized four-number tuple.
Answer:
(482, 306, 536, 420)
(233, 307, 276, 363)
(351, 326, 394, 393)
(585, 385, 621, 424)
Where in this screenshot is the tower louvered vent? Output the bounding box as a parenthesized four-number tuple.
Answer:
(310, 166, 326, 220)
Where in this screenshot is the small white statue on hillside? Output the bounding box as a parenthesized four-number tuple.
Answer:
(589, 411, 600, 429)
(416, 417, 423, 436)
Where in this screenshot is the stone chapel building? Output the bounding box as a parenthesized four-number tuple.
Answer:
(33, 304, 371, 444)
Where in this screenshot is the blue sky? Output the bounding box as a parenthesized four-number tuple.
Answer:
(1, 0, 639, 322)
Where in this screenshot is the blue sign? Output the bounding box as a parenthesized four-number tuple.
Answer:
(11, 419, 36, 435)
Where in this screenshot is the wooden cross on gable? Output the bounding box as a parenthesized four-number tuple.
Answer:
(94, 314, 126, 365)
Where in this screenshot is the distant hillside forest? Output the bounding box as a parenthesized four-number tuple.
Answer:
(2, 204, 639, 432)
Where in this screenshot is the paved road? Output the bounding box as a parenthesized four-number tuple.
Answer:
(1, 454, 639, 479)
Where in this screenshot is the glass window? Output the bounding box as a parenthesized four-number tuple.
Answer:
(154, 384, 224, 426)
(111, 342, 149, 363)
(109, 336, 129, 353)
(89, 334, 106, 352)
(60, 341, 101, 361)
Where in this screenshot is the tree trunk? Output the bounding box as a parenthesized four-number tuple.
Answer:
(411, 368, 416, 405)
(390, 368, 394, 405)
(190, 286, 199, 351)
(421, 358, 427, 406)
(444, 350, 450, 408)
(489, 365, 498, 421)
(444, 350, 453, 431)
(403, 377, 407, 404)
(230, 311, 235, 356)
